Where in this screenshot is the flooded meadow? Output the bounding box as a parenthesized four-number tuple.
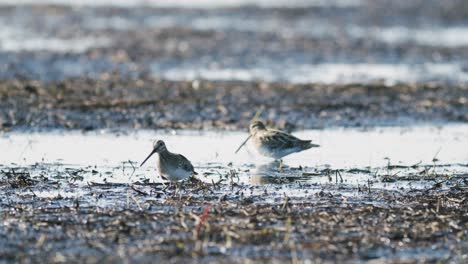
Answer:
(0, 0, 467, 263)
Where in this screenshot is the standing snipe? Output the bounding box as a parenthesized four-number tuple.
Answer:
(243, 120, 319, 159)
(140, 140, 197, 181)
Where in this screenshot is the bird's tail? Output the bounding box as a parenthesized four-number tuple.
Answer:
(302, 140, 320, 149)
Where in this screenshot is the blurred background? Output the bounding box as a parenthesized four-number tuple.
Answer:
(1, 0, 467, 84)
(1, 4, 467, 262)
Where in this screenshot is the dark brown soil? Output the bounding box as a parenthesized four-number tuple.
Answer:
(1, 2, 467, 263)
(1, 78, 467, 131)
(0, 168, 466, 263)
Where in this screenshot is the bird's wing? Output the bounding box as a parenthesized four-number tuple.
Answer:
(178, 154, 197, 174)
(261, 129, 306, 149)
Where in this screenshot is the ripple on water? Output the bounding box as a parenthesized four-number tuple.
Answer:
(1, 124, 467, 194)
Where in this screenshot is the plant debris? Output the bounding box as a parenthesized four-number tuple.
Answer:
(0, 164, 466, 263)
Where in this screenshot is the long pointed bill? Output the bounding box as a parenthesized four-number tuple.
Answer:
(235, 107, 262, 154)
(140, 150, 156, 167)
(234, 134, 252, 154)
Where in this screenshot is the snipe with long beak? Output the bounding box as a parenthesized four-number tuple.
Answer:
(240, 120, 320, 160)
(140, 140, 197, 182)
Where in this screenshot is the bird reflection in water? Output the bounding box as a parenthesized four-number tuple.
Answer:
(251, 161, 290, 185)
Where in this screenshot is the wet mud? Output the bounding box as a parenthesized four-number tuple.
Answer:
(1, 1, 467, 263)
(1, 78, 467, 131)
(0, 163, 466, 263)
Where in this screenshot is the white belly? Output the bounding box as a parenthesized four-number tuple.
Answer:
(258, 145, 300, 159)
(161, 168, 192, 182)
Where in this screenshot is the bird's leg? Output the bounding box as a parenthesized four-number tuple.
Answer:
(161, 175, 170, 192)
(278, 159, 284, 173)
(163, 181, 178, 198)
(175, 182, 183, 200)
(179, 181, 186, 192)
(169, 182, 178, 198)
(162, 183, 169, 193)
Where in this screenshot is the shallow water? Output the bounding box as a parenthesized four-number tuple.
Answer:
(2, 125, 467, 167)
(0, 2, 466, 262)
(1, 124, 467, 191)
(1, 0, 363, 8)
(0, 2, 467, 84)
(1, 125, 466, 264)
(155, 62, 468, 84)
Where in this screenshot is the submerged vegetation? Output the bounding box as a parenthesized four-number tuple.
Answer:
(0, 162, 467, 263)
(0, 163, 466, 263)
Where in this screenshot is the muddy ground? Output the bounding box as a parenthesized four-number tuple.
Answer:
(1, 1, 467, 131)
(1, 1, 467, 263)
(1, 79, 467, 131)
(0, 165, 467, 263)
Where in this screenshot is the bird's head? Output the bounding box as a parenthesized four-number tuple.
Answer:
(140, 140, 167, 167)
(249, 120, 266, 134)
(152, 140, 167, 153)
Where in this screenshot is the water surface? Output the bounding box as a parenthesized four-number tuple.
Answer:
(2, 124, 466, 191)
(0, 1, 467, 83)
